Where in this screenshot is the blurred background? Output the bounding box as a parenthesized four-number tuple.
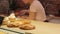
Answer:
(0, 0, 60, 23)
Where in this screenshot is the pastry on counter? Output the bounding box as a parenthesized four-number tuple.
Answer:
(3, 13, 16, 25)
(7, 21, 19, 28)
(0, 31, 8, 34)
(8, 13, 16, 22)
(8, 17, 16, 22)
(7, 20, 31, 28)
(19, 24, 35, 30)
(22, 19, 31, 24)
(3, 13, 32, 28)
(3, 17, 9, 25)
(7, 23, 19, 28)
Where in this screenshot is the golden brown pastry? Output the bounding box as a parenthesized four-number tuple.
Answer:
(21, 19, 31, 24)
(2, 17, 9, 25)
(0, 31, 7, 34)
(9, 18, 16, 22)
(8, 13, 16, 22)
(3, 21, 8, 25)
(7, 24, 19, 28)
(19, 24, 35, 30)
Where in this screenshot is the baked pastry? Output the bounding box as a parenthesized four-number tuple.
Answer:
(3, 20, 8, 25)
(0, 31, 7, 34)
(8, 13, 16, 22)
(9, 17, 16, 22)
(19, 24, 35, 30)
(21, 19, 31, 24)
(7, 23, 19, 28)
(3, 17, 9, 25)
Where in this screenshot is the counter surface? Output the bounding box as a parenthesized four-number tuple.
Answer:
(0, 21, 60, 34)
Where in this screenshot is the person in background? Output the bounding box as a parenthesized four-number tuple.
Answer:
(14, 0, 30, 19)
(22, 0, 49, 22)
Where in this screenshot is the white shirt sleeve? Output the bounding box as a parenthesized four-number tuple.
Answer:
(30, 0, 38, 12)
(30, 0, 45, 12)
(30, 0, 46, 21)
